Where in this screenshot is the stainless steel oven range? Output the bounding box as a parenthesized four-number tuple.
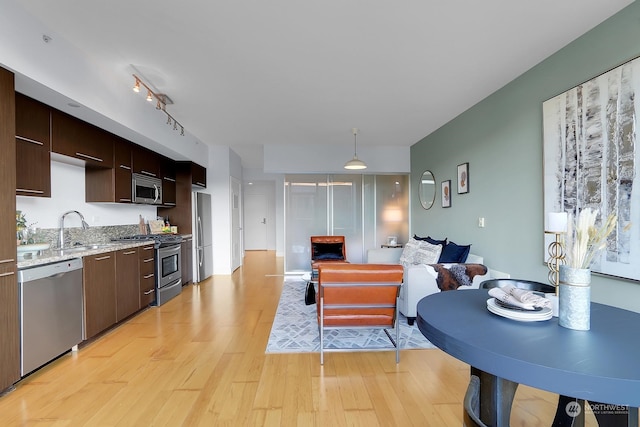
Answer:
(113, 234, 183, 306)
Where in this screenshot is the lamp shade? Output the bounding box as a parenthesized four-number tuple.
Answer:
(344, 128, 367, 170)
(344, 157, 367, 170)
(547, 212, 568, 233)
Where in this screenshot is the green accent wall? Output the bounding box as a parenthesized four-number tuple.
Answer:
(410, 2, 640, 312)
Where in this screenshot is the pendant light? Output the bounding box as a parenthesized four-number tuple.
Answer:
(344, 128, 367, 170)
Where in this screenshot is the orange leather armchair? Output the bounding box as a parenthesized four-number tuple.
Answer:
(310, 236, 348, 278)
(317, 263, 404, 364)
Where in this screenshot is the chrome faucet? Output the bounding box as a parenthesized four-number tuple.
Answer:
(58, 210, 90, 249)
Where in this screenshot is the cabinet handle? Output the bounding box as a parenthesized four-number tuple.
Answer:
(76, 152, 103, 162)
(164, 202, 176, 206)
(143, 258, 154, 263)
(119, 198, 132, 202)
(143, 289, 154, 295)
(16, 188, 45, 194)
(16, 135, 44, 146)
(123, 250, 136, 255)
(0, 258, 15, 264)
(141, 170, 157, 177)
(195, 182, 205, 187)
(119, 164, 131, 170)
(143, 273, 154, 279)
(0, 271, 15, 278)
(163, 177, 176, 182)
(143, 246, 154, 251)
(94, 255, 111, 261)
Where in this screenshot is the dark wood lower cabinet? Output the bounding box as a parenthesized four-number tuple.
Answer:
(181, 237, 193, 285)
(116, 247, 140, 322)
(139, 244, 156, 306)
(83, 252, 116, 340)
(0, 271, 19, 390)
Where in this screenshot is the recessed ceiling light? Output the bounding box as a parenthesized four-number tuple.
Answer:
(67, 102, 81, 108)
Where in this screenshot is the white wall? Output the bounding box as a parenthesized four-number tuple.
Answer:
(16, 161, 157, 230)
(264, 144, 410, 174)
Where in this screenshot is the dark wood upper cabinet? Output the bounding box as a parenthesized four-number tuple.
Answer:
(85, 135, 133, 203)
(15, 93, 51, 197)
(161, 156, 176, 207)
(132, 145, 160, 178)
(191, 162, 206, 188)
(51, 109, 113, 168)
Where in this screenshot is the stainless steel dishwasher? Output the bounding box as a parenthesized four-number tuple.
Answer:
(18, 258, 84, 376)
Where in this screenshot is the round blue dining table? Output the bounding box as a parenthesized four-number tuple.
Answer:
(417, 289, 640, 426)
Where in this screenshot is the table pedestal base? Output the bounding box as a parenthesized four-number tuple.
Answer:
(472, 368, 639, 427)
(472, 367, 518, 427)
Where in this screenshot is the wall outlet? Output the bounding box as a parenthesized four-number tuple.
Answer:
(478, 217, 485, 228)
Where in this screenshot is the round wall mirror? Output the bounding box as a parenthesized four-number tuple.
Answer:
(419, 170, 436, 210)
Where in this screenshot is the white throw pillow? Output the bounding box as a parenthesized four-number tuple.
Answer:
(413, 241, 442, 265)
(399, 238, 420, 267)
(399, 238, 442, 267)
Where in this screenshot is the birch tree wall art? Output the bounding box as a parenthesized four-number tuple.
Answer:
(543, 56, 639, 281)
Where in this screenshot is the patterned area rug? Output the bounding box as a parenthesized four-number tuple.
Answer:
(265, 277, 435, 353)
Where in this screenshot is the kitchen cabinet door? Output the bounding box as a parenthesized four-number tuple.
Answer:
(0, 67, 19, 390)
(116, 247, 140, 322)
(15, 93, 51, 197)
(161, 157, 176, 207)
(85, 135, 133, 203)
(83, 252, 116, 339)
(114, 137, 133, 203)
(181, 237, 193, 285)
(51, 109, 113, 168)
(191, 162, 206, 188)
(132, 145, 160, 178)
(139, 244, 156, 307)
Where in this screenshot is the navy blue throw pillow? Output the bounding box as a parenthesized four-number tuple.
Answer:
(313, 242, 344, 260)
(438, 241, 471, 263)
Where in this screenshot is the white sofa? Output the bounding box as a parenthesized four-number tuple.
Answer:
(367, 247, 506, 324)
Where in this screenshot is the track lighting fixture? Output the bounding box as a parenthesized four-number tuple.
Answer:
(132, 73, 185, 136)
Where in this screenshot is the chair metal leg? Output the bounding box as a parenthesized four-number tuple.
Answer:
(395, 301, 400, 363)
(320, 297, 324, 365)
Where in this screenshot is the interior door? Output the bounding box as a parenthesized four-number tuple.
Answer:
(244, 193, 268, 250)
(230, 178, 242, 271)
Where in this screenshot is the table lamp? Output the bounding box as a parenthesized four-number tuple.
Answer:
(545, 212, 567, 294)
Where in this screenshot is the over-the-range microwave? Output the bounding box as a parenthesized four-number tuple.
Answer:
(132, 173, 162, 205)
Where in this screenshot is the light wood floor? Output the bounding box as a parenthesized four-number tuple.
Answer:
(0, 251, 596, 426)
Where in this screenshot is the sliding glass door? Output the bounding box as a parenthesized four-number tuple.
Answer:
(284, 174, 408, 273)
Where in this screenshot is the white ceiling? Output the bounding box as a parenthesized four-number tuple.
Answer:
(11, 0, 634, 169)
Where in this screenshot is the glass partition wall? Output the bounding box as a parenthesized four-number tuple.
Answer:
(285, 174, 409, 273)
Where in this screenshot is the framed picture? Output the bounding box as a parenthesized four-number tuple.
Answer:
(457, 162, 469, 194)
(441, 180, 451, 208)
(543, 55, 639, 280)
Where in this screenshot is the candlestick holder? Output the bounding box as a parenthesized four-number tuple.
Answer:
(545, 231, 565, 295)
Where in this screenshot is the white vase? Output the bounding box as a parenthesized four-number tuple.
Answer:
(558, 265, 591, 331)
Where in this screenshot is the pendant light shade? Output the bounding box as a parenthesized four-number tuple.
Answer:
(344, 128, 367, 170)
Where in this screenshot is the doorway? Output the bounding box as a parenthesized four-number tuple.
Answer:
(244, 193, 268, 250)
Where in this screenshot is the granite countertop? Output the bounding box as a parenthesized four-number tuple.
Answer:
(17, 241, 153, 270)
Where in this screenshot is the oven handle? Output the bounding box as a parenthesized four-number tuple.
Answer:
(163, 278, 182, 290)
(160, 244, 181, 256)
